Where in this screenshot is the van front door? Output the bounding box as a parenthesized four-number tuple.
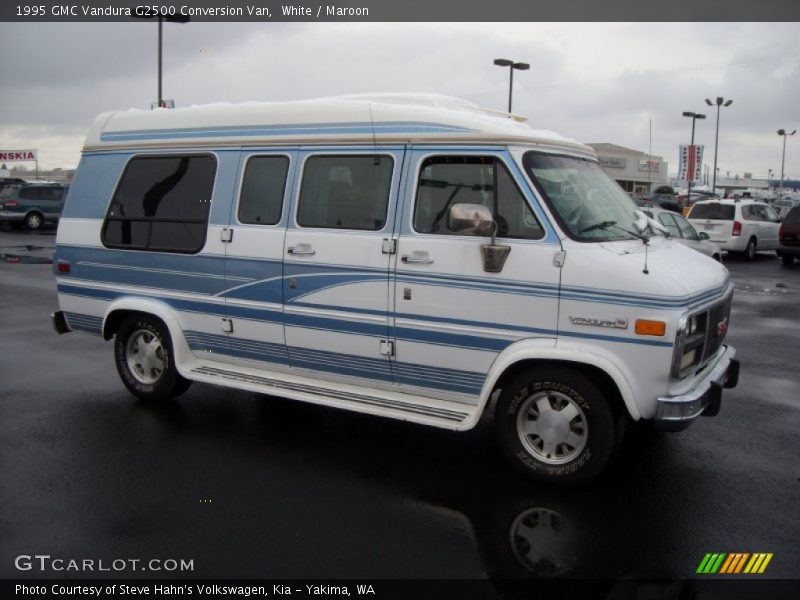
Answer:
(392, 149, 562, 403)
(282, 148, 405, 386)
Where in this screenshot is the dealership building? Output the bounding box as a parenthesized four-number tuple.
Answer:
(587, 143, 668, 195)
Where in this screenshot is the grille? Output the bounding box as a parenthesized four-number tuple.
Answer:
(703, 295, 732, 363)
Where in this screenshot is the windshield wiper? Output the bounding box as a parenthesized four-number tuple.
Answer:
(579, 220, 617, 234)
(579, 220, 649, 242)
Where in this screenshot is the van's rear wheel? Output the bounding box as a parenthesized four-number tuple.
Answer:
(744, 237, 757, 260)
(495, 366, 617, 485)
(114, 315, 191, 401)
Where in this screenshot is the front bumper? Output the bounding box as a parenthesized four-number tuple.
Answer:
(654, 345, 739, 431)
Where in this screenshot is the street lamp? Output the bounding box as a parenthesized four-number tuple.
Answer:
(133, 13, 190, 108)
(777, 129, 797, 198)
(493, 58, 529, 114)
(682, 111, 706, 201)
(704, 96, 733, 195)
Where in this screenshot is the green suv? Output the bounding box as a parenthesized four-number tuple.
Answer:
(0, 183, 69, 230)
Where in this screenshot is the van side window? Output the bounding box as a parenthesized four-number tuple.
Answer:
(238, 156, 289, 225)
(413, 156, 543, 239)
(297, 155, 393, 230)
(102, 155, 216, 253)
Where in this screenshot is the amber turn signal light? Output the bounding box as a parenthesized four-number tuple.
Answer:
(635, 319, 666, 336)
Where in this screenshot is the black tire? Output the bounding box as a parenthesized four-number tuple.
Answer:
(781, 254, 795, 266)
(24, 212, 43, 230)
(495, 366, 618, 485)
(114, 314, 191, 402)
(713, 254, 722, 262)
(744, 237, 757, 260)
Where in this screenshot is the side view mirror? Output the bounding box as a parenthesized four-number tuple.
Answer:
(698, 231, 710, 240)
(447, 203, 494, 236)
(448, 203, 511, 273)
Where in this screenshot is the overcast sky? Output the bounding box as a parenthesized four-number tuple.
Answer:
(1, 21, 798, 180)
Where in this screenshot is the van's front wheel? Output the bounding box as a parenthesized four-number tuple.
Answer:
(114, 315, 191, 401)
(495, 367, 617, 485)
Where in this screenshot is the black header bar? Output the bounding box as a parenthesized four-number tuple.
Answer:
(2, 0, 800, 22)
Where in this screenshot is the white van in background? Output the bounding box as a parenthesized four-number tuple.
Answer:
(688, 199, 781, 260)
(51, 95, 739, 484)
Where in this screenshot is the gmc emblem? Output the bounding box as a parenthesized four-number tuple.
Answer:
(717, 318, 728, 337)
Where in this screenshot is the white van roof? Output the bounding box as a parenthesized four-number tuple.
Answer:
(83, 94, 594, 155)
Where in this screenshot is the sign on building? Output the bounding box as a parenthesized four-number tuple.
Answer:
(638, 159, 661, 173)
(678, 145, 704, 183)
(598, 156, 626, 169)
(0, 149, 37, 161)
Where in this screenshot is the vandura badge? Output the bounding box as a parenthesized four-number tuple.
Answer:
(569, 316, 629, 330)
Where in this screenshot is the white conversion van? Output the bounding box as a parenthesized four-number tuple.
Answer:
(52, 95, 739, 484)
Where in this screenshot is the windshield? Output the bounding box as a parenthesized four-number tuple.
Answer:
(522, 152, 641, 241)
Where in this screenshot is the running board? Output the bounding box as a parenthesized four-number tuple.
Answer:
(188, 363, 476, 430)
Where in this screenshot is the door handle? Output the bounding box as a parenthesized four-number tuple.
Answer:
(287, 244, 315, 256)
(401, 251, 433, 265)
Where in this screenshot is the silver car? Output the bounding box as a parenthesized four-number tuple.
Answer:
(643, 207, 722, 261)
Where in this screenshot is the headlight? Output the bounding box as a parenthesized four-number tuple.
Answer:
(680, 348, 697, 371)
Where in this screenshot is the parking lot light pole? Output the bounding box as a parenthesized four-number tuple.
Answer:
(133, 13, 189, 108)
(493, 58, 530, 114)
(682, 111, 706, 201)
(705, 97, 732, 195)
(777, 129, 797, 198)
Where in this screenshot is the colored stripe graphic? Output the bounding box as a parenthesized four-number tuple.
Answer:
(697, 552, 772, 574)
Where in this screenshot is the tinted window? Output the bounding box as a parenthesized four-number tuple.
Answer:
(784, 206, 800, 226)
(238, 156, 289, 225)
(102, 155, 216, 253)
(19, 187, 40, 200)
(297, 155, 393, 230)
(689, 203, 735, 220)
(414, 156, 543, 239)
(39, 187, 64, 201)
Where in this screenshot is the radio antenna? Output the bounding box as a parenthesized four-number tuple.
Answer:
(368, 102, 380, 165)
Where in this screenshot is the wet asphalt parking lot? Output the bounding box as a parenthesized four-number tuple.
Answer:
(1, 226, 798, 595)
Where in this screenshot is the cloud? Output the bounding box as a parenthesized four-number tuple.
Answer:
(0, 21, 798, 177)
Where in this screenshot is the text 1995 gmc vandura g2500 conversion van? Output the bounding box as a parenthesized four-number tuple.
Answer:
(51, 95, 740, 484)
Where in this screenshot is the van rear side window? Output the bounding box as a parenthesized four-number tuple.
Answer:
(238, 156, 289, 225)
(102, 155, 216, 253)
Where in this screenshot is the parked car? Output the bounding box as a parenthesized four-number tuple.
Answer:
(772, 198, 799, 220)
(0, 177, 27, 194)
(687, 199, 781, 260)
(642, 206, 722, 261)
(777, 205, 800, 266)
(0, 183, 69, 230)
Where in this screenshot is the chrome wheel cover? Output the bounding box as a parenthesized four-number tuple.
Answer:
(516, 390, 588, 464)
(125, 329, 166, 385)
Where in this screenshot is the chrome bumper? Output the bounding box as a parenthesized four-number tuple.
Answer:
(654, 345, 739, 431)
